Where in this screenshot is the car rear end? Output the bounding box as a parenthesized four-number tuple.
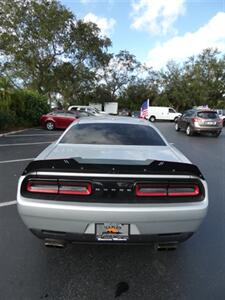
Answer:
(191, 110, 222, 135)
(17, 159, 208, 247)
(17, 118, 208, 248)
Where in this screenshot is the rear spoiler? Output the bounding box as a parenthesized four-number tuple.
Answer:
(22, 158, 204, 179)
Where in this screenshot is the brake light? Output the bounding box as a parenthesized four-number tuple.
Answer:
(58, 182, 92, 195)
(27, 180, 58, 194)
(135, 183, 200, 197)
(26, 180, 92, 195)
(135, 184, 167, 196)
(192, 117, 201, 123)
(168, 184, 199, 196)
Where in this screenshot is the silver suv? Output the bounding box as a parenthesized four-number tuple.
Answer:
(175, 109, 223, 137)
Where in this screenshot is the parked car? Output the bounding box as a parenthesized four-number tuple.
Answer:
(70, 110, 95, 118)
(131, 111, 140, 118)
(68, 105, 107, 116)
(175, 109, 223, 137)
(147, 106, 181, 122)
(40, 111, 77, 130)
(17, 117, 208, 250)
(118, 109, 130, 116)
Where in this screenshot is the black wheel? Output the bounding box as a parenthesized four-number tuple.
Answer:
(175, 122, 180, 131)
(45, 121, 55, 131)
(174, 117, 178, 123)
(212, 131, 221, 137)
(149, 116, 156, 122)
(186, 125, 193, 136)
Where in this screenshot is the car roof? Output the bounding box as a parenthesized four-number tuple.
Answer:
(75, 116, 151, 126)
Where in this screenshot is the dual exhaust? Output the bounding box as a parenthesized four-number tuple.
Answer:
(155, 242, 178, 251)
(44, 238, 66, 248)
(44, 238, 178, 250)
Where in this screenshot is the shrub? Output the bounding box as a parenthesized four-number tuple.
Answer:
(0, 110, 15, 130)
(10, 89, 50, 126)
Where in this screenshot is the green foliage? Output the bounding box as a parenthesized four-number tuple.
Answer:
(0, 0, 111, 97)
(0, 110, 15, 130)
(10, 89, 50, 126)
(0, 79, 49, 130)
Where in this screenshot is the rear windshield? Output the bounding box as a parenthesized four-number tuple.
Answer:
(197, 111, 218, 119)
(60, 123, 166, 146)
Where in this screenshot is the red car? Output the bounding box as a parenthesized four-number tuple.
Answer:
(40, 111, 77, 130)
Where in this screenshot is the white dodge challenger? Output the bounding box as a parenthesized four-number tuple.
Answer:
(17, 117, 208, 249)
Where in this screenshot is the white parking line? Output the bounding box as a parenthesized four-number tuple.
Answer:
(0, 141, 52, 147)
(5, 134, 60, 137)
(0, 158, 34, 164)
(0, 200, 17, 207)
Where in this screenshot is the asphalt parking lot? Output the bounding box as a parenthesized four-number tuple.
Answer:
(0, 124, 225, 300)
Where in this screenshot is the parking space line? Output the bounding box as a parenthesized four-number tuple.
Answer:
(0, 158, 34, 164)
(5, 134, 60, 137)
(0, 141, 52, 147)
(0, 200, 17, 207)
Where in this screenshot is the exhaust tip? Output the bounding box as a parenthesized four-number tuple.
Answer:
(155, 242, 178, 251)
(44, 238, 66, 248)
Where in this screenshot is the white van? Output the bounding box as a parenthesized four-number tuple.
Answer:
(147, 106, 181, 122)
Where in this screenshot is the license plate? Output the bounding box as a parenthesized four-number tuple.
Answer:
(205, 121, 216, 125)
(96, 223, 129, 241)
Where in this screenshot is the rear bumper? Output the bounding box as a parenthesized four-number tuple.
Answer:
(17, 196, 208, 243)
(17, 174, 208, 244)
(192, 125, 222, 132)
(31, 229, 193, 244)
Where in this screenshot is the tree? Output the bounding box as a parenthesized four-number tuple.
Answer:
(99, 50, 142, 101)
(0, 0, 111, 100)
(183, 49, 225, 108)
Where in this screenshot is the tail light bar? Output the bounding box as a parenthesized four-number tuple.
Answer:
(27, 180, 58, 194)
(135, 183, 200, 197)
(27, 180, 92, 196)
(192, 117, 202, 123)
(135, 184, 167, 197)
(168, 184, 199, 196)
(58, 182, 92, 195)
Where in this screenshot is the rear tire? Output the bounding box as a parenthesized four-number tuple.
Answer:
(212, 131, 221, 137)
(175, 123, 180, 131)
(149, 116, 156, 122)
(186, 125, 193, 136)
(45, 121, 55, 131)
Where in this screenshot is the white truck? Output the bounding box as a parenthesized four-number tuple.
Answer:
(104, 102, 118, 115)
(147, 106, 181, 122)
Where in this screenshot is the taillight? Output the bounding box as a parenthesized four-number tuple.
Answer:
(135, 184, 167, 196)
(192, 117, 201, 123)
(135, 183, 200, 197)
(167, 184, 199, 196)
(27, 180, 58, 194)
(58, 182, 92, 195)
(26, 180, 92, 196)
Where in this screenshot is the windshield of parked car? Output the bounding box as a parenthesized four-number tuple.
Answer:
(197, 111, 218, 119)
(60, 123, 166, 146)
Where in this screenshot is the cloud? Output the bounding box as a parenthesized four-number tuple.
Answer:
(80, 0, 92, 3)
(146, 12, 225, 69)
(80, 0, 114, 4)
(83, 13, 116, 36)
(131, 0, 186, 35)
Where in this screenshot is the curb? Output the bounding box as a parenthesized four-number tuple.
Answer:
(0, 128, 27, 137)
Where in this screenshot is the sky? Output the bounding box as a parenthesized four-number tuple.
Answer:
(61, 0, 225, 69)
